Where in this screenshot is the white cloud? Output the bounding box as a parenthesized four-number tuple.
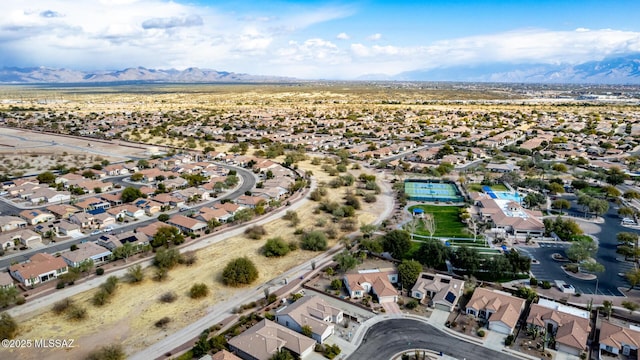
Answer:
(336, 32, 350, 40)
(367, 33, 382, 41)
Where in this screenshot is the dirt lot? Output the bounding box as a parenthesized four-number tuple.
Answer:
(6, 158, 390, 360)
(0, 128, 150, 176)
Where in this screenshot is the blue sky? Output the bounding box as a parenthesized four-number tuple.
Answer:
(1, 0, 639, 79)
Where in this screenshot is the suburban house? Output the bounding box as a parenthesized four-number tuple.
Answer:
(9, 253, 68, 286)
(209, 350, 242, 360)
(466, 287, 526, 335)
(227, 319, 316, 360)
(411, 272, 465, 311)
(526, 299, 591, 356)
(69, 212, 95, 229)
(19, 209, 56, 225)
(0, 272, 14, 289)
(343, 268, 399, 303)
(599, 320, 640, 358)
(55, 220, 83, 237)
(46, 204, 80, 219)
(0, 216, 28, 232)
(97, 231, 148, 251)
(93, 212, 116, 229)
(197, 207, 234, 223)
(27, 188, 71, 204)
(0, 229, 42, 249)
(62, 242, 113, 268)
(167, 215, 207, 234)
(236, 195, 264, 209)
(275, 295, 343, 343)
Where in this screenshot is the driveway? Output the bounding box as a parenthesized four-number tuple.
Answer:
(347, 318, 516, 360)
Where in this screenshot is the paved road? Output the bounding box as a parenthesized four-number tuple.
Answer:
(0, 164, 256, 270)
(347, 319, 516, 360)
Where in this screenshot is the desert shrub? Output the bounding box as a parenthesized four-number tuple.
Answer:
(189, 283, 209, 299)
(155, 317, 171, 329)
(67, 304, 87, 321)
(52, 298, 74, 315)
(541, 281, 552, 289)
(56, 281, 66, 289)
(15, 296, 25, 305)
(505, 334, 515, 346)
(180, 252, 197, 266)
(364, 193, 377, 203)
(159, 291, 177, 303)
(529, 277, 538, 286)
(477, 329, 486, 337)
(126, 264, 144, 283)
(101, 276, 119, 295)
(153, 268, 168, 282)
(0, 312, 18, 340)
(245, 225, 267, 240)
(96, 267, 105, 276)
(405, 299, 419, 310)
(222, 257, 259, 287)
(263, 237, 291, 257)
(92, 289, 110, 306)
(300, 231, 327, 251)
(85, 344, 126, 360)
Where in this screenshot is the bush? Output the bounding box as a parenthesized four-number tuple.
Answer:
(529, 277, 538, 286)
(477, 329, 486, 337)
(159, 291, 177, 303)
(153, 268, 168, 282)
(190, 283, 209, 299)
(405, 299, 419, 310)
(0, 312, 18, 340)
(300, 231, 328, 251)
(180, 252, 197, 266)
(96, 268, 105, 276)
(323, 344, 341, 359)
(505, 334, 515, 346)
(52, 298, 74, 315)
(263, 237, 291, 257)
(222, 257, 259, 287)
(126, 264, 144, 283)
(541, 281, 552, 289)
(92, 289, 110, 306)
(331, 279, 343, 291)
(56, 281, 66, 289)
(155, 316, 171, 329)
(245, 225, 267, 240)
(15, 296, 25, 305)
(67, 304, 87, 321)
(85, 344, 126, 360)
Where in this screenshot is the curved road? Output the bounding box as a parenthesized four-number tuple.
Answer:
(348, 319, 517, 360)
(0, 164, 256, 270)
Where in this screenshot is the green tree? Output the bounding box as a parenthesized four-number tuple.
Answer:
(270, 349, 296, 360)
(121, 186, 144, 203)
(416, 238, 450, 270)
(398, 259, 423, 290)
(0, 287, 19, 308)
(566, 238, 598, 262)
(154, 248, 182, 270)
(551, 199, 571, 214)
(36, 171, 57, 184)
(382, 230, 412, 259)
(333, 251, 358, 273)
(222, 257, 259, 287)
(626, 268, 640, 291)
(606, 166, 629, 185)
(601, 300, 613, 319)
(112, 243, 136, 263)
(151, 226, 184, 248)
(451, 246, 481, 274)
(157, 213, 170, 222)
(130, 173, 144, 182)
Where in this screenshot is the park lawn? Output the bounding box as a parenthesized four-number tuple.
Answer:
(580, 186, 604, 197)
(490, 184, 509, 191)
(408, 205, 471, 238)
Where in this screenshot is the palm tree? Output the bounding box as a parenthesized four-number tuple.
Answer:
(601, 300, 613, 320)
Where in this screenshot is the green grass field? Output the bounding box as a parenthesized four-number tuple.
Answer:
(407, 205, 471, 238)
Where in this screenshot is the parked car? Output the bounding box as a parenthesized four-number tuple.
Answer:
(90, 229, 103, 235)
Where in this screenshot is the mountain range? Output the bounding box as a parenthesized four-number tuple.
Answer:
(0, 66, 292, 84)
(1, 54, 640, 84)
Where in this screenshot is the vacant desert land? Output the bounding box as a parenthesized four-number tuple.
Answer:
(7, 158, 388, 360)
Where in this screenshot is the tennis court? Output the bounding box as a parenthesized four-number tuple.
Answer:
(405, 179, 464, 202)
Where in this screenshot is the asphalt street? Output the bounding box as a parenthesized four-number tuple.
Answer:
(0, 164, 256, 269)
(347, 318, 517, 360)
(517, 196, 640, 297)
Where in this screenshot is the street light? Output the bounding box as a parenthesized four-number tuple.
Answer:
(595, 277, 599, 296)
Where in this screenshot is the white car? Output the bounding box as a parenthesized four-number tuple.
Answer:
(90, 229, 103, 235)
